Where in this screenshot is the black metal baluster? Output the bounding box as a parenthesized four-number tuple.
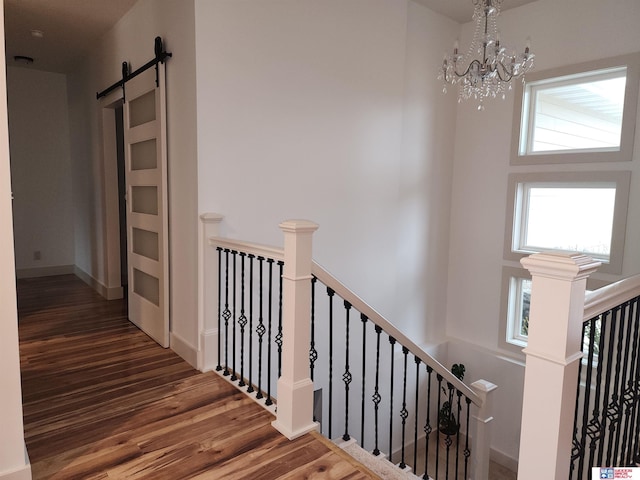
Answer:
(612, 301, 633, 464)
(256, 257, 265, 400)
(619, 298, 637, 464)
(423, 365, 433, 480)
(624, 298, 640, 465)
(444, 383, 453, 480)
(602, 307, 620, 466)
(310, 277, 317, 382)
(247, 255, 255, 393)
(464, 397, 471, 480)
(342, 301, 353, 441)
(399, 347, 409, 469)
(223, 249, 231, 376)
(216, 247, 223, 372)
(570, 320, 588, 480)
(266, 258, 274, 406)
(578, 315, 598, 477)
(231, 250, 238, 382)
(238, 253, 247, 387)
(388, 336, 396, 463)
(413, 356, 421, 474)
(372, 325, 382, 456)
(276, 261, 284, 378)
(435, 374, 442, 479)
(328, 287, 335, 439)
(454, 390, 462, 479)
(360, 314, 368, 447)
(589, 312, 609, 469)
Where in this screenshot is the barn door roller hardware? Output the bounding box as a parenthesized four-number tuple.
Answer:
(96, 36, 172, 100)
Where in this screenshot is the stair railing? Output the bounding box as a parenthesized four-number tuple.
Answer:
(570, 274, 640, 479)
(518, 252, 640, 480)
(198, 214, 497, 479)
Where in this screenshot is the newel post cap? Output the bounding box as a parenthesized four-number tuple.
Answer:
(279, 219, 319, 234)
(520, 251, 601, 281)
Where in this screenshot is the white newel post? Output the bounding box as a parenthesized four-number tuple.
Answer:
(272, 219, 320, 440)
(470, 379, 497, 480)
(518, 252, 600, 480)
(198, 213, 224, 372)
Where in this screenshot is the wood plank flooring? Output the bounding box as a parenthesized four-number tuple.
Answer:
(18, 275, 378, 479)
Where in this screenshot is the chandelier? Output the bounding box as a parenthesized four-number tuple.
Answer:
(439, 0, 535, 109)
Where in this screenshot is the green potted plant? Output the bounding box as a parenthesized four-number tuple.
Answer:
(438, 363, 465, 445)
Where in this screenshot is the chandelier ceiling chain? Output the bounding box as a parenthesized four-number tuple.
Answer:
(439, 0, 535, 109)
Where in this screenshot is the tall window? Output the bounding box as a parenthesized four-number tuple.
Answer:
(500, 53, 639, 353)
(511, 53, 640, 166)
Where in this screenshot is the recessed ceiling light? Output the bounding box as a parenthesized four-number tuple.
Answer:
(14, 55, 34, 64)
(30, 29, 44, 39)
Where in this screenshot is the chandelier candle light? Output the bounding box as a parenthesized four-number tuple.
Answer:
(439, 0, 535, 109)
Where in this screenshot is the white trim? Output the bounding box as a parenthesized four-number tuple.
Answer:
(170, 331, 197, 368)
(0, 463, 31, 480)
(199, 328, 219, 372)
(73, 265, 123, 300)
(15, 264, 74, 279)
(511, 52, 640, 165)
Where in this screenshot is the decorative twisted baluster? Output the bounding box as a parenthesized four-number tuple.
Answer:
(423, 365, 433, 480)
(276, 261, 284, 378)
(238, 252, 247, 387)
(216, 247, 223, 372)
(399, 346, 409, 469)
(310, 277, 317, 381)
(413, 355, 421, 473)
(341, 301, 353, 441)
(255, 256, 265, 400)
(464, 397, 471, 479)
(435, 374, 443, 478)
(372, 325, 382, 456)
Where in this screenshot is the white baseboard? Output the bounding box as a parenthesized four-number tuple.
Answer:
(171, 332, 198, 368)
(491, 447, 518, 473)
(73, 266, 123, 300)
(0, 465, 31, 480)
(16, 264, 74, 279)
(0, 445, 31, 480)
(198, 329, 219, 372)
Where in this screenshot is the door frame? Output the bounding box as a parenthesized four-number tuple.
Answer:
(100, 91, 127, 300)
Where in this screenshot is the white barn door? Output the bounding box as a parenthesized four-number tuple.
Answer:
(123, 64, 169, 348)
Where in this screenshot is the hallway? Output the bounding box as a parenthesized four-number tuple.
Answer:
(18, 275, 377, 479)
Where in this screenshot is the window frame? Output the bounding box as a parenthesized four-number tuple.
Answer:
(499, 266, 611, 354)
(503, 171, 631, 275)
(510, 53, 640, 165)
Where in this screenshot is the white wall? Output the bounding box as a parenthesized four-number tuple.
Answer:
(194, 0, 458, 342)
(0, 3, 31, 479)
(446, 0, 640, 466)
(7, 67, 74, 277)
(67, 0, 199, 362)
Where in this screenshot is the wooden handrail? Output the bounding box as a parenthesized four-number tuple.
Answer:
(312, 261, 482, 407)
(583, 273, 640, 322)
(206, 235, 483, 408)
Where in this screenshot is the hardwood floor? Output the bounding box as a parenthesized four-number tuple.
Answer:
(18, 275, 378, 479)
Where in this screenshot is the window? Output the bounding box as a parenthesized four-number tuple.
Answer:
(499, 267, 606, 351)
(504, 172, 630, 275)
(511, 53, 640, 165)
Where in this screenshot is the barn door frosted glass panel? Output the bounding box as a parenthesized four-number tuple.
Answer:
(131, 186, 158, 215)
(131, 139, 157, 170)
(129, 90, 156, 128)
